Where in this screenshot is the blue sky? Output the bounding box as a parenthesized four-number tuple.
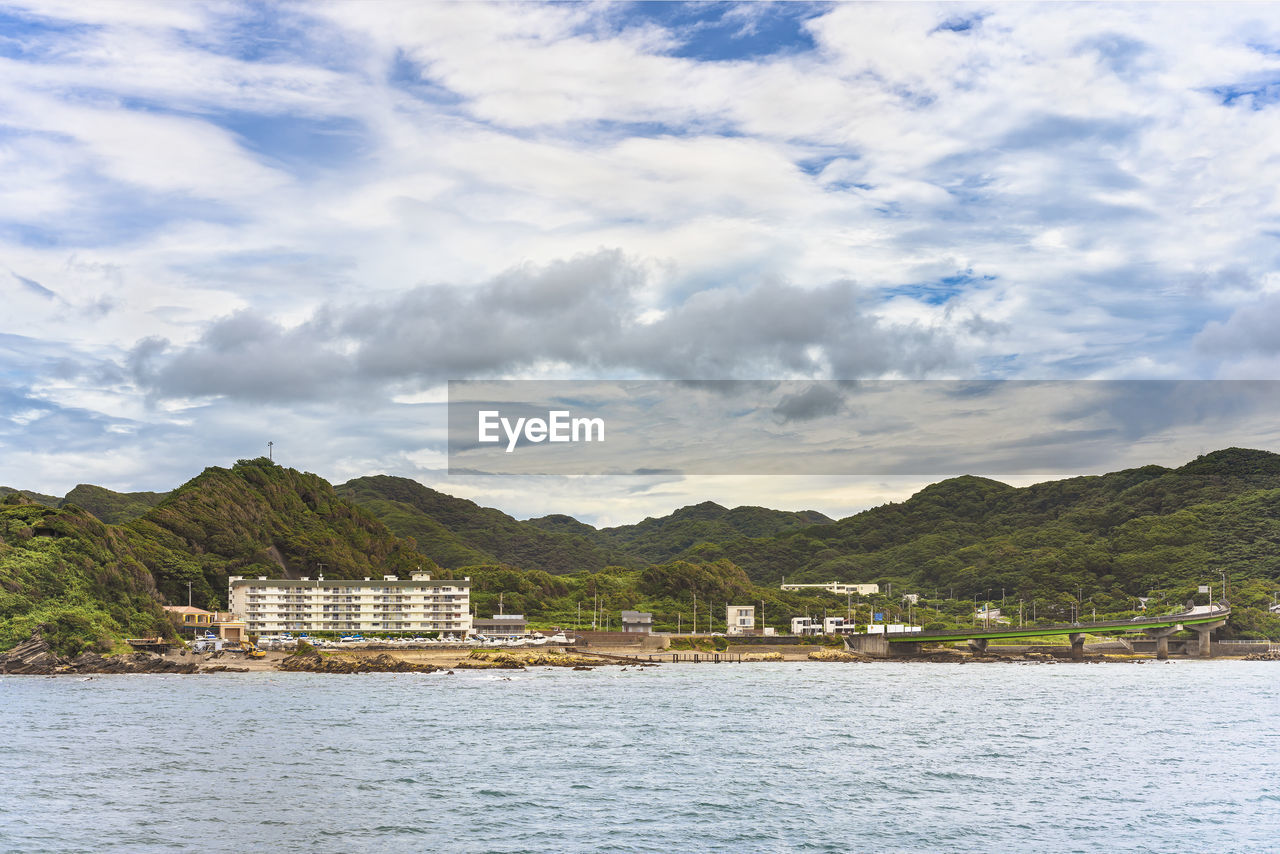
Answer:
(3, 1, 1280, 523)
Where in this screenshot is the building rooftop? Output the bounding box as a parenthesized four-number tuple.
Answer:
(228, 576, 471, 588)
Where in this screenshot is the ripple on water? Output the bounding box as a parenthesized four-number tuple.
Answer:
(2, 664, 1279, 853)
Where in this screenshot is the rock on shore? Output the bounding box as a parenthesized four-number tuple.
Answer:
(807, 648, 864, 662)
(455, 649, 621, 669)
(1243, 649, 1280, 661)
(0, 634, 198, 675)
(278, 652, 440, 674)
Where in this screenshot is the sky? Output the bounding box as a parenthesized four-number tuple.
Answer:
(3, 1, 1280, 525)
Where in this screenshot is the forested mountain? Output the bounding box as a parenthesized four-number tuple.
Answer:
(682, 449, 1280, 611)
(0, 494, 171, 655)
(602, 502, 834, 564)
(4, 449, 1280, 655)
(0, 486, 59, 507)
(126, 460, 440, 610)
(61, 484, 168, 525)
(335, 475, 630, 574)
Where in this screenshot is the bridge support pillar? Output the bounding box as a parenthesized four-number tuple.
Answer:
(845, 633, 890, 658)
(1144, 626, 1179, 661)
(1068, 633, 1086, 661)
(968, 638, 989, 656)
(1191, 620, 1227, 658)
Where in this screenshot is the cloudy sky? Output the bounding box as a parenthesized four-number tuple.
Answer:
(3, 1, 1280, 524)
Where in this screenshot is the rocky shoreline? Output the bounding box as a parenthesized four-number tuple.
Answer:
(0, 635, 199, 675)
(5, 632, 1275, 675)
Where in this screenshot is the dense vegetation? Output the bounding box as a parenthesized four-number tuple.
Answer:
(0, 495, 170, 656)
(126, 459, 442, 611)
(335, 475, 632, 573)
(0, 486, 59, 507)
(530, 500, 834, 565)
(463, 559, 863, 634)
(689, 450, 1280, 616)
(60, 484, 168, 525)
(3, 448, 1280, 655)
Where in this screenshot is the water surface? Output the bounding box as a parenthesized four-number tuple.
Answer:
(2, 661, 1277, 853)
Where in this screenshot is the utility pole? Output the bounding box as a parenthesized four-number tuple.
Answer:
(187, 581, 192, 608)
(692, 593, 697, 636)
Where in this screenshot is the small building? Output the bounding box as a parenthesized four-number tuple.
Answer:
(620, 611, 653, 633)
(726, 605, 756, 635)
(163, 606, 247, 643)
(791, 616, 822, 636)
(473, 614, 527, 638)
(901, 593, 920, 605)
(824, 616, 859, 635)
(780, 581, 880, 596)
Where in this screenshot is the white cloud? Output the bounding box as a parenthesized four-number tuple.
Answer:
(4, 1, 1280, 514)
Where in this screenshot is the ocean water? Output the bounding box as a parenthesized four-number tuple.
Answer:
(1, 661, 1278, 853)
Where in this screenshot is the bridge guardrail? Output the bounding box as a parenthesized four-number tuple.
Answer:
(885, 606, 1231, 642)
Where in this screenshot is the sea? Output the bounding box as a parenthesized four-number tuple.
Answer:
(1, 661, 1277, 853)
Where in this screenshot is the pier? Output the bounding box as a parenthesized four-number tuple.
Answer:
(643, 651, 744, 663)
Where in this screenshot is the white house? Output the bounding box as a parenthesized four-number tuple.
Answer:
(791, 616, 821, 636)
(726, 605, 756, 635)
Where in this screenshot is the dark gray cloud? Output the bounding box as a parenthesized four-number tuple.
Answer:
(128, 250, 963, 403)
(772, 383, 845, 422)
(129, 312, 358, 403)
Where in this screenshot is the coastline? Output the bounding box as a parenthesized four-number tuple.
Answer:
(4, 633, 1274, 676)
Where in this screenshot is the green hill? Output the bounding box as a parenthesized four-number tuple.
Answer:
(3, 449, 1280, 653)
(335, 475, 628, 574)
(125, 459, 441, 611)
(0, 493, 170, 656)
(683, 449, 1280, 620)
(61, 484, 168, 524)
(0, 486, 60, 507)
(587, 500, 835, 565)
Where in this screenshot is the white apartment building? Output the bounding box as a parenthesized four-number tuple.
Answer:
(227, 572, 472, 637)
(780, 581, 880, 596)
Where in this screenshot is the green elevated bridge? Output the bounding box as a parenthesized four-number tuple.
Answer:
(846, 605, 1231, 660)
